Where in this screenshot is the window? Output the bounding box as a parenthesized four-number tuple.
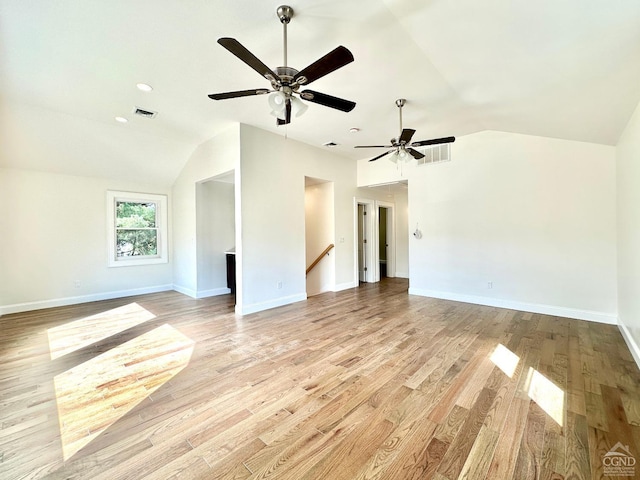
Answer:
(107, 191, 168, 267)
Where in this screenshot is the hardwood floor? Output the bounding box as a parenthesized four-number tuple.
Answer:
(1, 279, 639, 479)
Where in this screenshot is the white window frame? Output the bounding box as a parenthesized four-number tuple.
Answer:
(107, 190, 168, 267)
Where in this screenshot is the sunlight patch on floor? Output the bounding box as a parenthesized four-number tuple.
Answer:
(490, 343, 520, 378)
(47, 303, 156, 360)
(490, 343, 565, 426)
(526, 368, 565, 426)
(53, 324, 194, 460)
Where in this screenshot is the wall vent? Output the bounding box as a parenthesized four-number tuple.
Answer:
(133, 107, 157, 119)
(416, 143, 451, 166)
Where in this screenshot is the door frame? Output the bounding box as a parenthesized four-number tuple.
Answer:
(354, 197, 376, 283)
(354, 197, 397, 283)
(375, 200, 396, 281)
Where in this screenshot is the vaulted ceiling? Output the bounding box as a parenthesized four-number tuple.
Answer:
(1, 0, 639, 185)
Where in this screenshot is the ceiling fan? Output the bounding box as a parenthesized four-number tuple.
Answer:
(355, 99, 455, 162)
(208, 5, 356, 126)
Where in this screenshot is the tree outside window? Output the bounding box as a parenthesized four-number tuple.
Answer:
(116, 201, 158, 257)
(107, 191, 168, 267)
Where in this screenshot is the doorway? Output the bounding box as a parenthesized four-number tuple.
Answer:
(305, 177, 335, 296)
(195, 171, 236, 299)
(376, 201, 395, 280)
(354, 198, 397, 284)
(355, 199, 375, 283)
(379, 206, 388, 278)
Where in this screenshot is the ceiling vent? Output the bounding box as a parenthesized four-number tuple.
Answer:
(416, 143, 451, 166)
(133, 107, 157, 119)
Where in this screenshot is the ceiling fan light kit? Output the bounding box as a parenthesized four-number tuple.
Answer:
(269, 91, 307, 120)
(208, 5, 356, 126)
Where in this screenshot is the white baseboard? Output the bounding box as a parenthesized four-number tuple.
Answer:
(173, 285, 231, 299)
(195, 287, 231, 299)
(334, 281, 357, 292)
(618, 321, 640, 369)
(238, 293, 307, 316)
(408, 288, 618, 325)
(395, 271, 409, 279)
(0, 284, 174, 316)
(172, 284, 197, 298)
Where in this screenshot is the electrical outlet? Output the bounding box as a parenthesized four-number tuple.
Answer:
(487, 281, 493, 289)
(277, 281, 283, 289)
(74, 280, 81, 288)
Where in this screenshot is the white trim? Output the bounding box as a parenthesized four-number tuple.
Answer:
(196, 287, 232, 299)
(375, 200, 396, 280)
(618, 321, 640, 369)
(354, 197, 376, 283)
(0, 284, 174, 316)
(237, 293, 307, 316)
(408, 287, 618, 325)
(172, 284, 196, 298)
(395, 271, 409, 279)
(334, 281, 358, 292)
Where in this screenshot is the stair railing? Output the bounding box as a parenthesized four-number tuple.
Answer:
(306, 244, 335, 276)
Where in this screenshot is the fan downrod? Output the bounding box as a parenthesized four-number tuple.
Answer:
(396, 98, 407, 140)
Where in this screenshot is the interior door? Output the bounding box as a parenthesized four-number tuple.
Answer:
(358, 204, 367, 282)
(379, 206, 387, 278)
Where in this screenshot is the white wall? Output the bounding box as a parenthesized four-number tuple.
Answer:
(358, 131, 618, 323)
(172, 125, 240, 297)
(617, 100, 640, 364)
(238, 124, 357, 314)
(305, 181, 335, 296)
(0, 168, 173, 314)
(395, 191, 409, 277)
(196, 179, 235, 297)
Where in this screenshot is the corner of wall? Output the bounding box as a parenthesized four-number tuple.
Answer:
(618, 320, 640, 369)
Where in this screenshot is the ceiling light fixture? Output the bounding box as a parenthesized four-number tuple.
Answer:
(136, 83, 153, 92)
(269, 91, 308, 120)
(208, 5, 355, 126)
(349, 127, 360, 133)
(354, 99, 455, 165)
(115, 116, 128, 123)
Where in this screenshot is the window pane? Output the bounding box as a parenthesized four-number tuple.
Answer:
(116, 229, 158, 257)
(108, 191, 167, 267)
(116, 201, 157, 228)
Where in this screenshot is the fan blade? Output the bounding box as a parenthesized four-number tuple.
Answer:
(407, 148, 425, 159)
(300, 90, 355, 112)
(411, 136, 456, 147)
(293, 46, 354, 86)
(368, 150, 394, 162)
(354, 145, 394, 149)
(399, 129, 416, 144)
(218, 38, 281, 82)
(208, 88, 270, 100)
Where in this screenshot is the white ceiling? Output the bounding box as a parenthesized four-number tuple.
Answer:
(1, 0, 639, 185)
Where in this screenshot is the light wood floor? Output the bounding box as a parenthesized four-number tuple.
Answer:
(1, 279, 639, 480)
